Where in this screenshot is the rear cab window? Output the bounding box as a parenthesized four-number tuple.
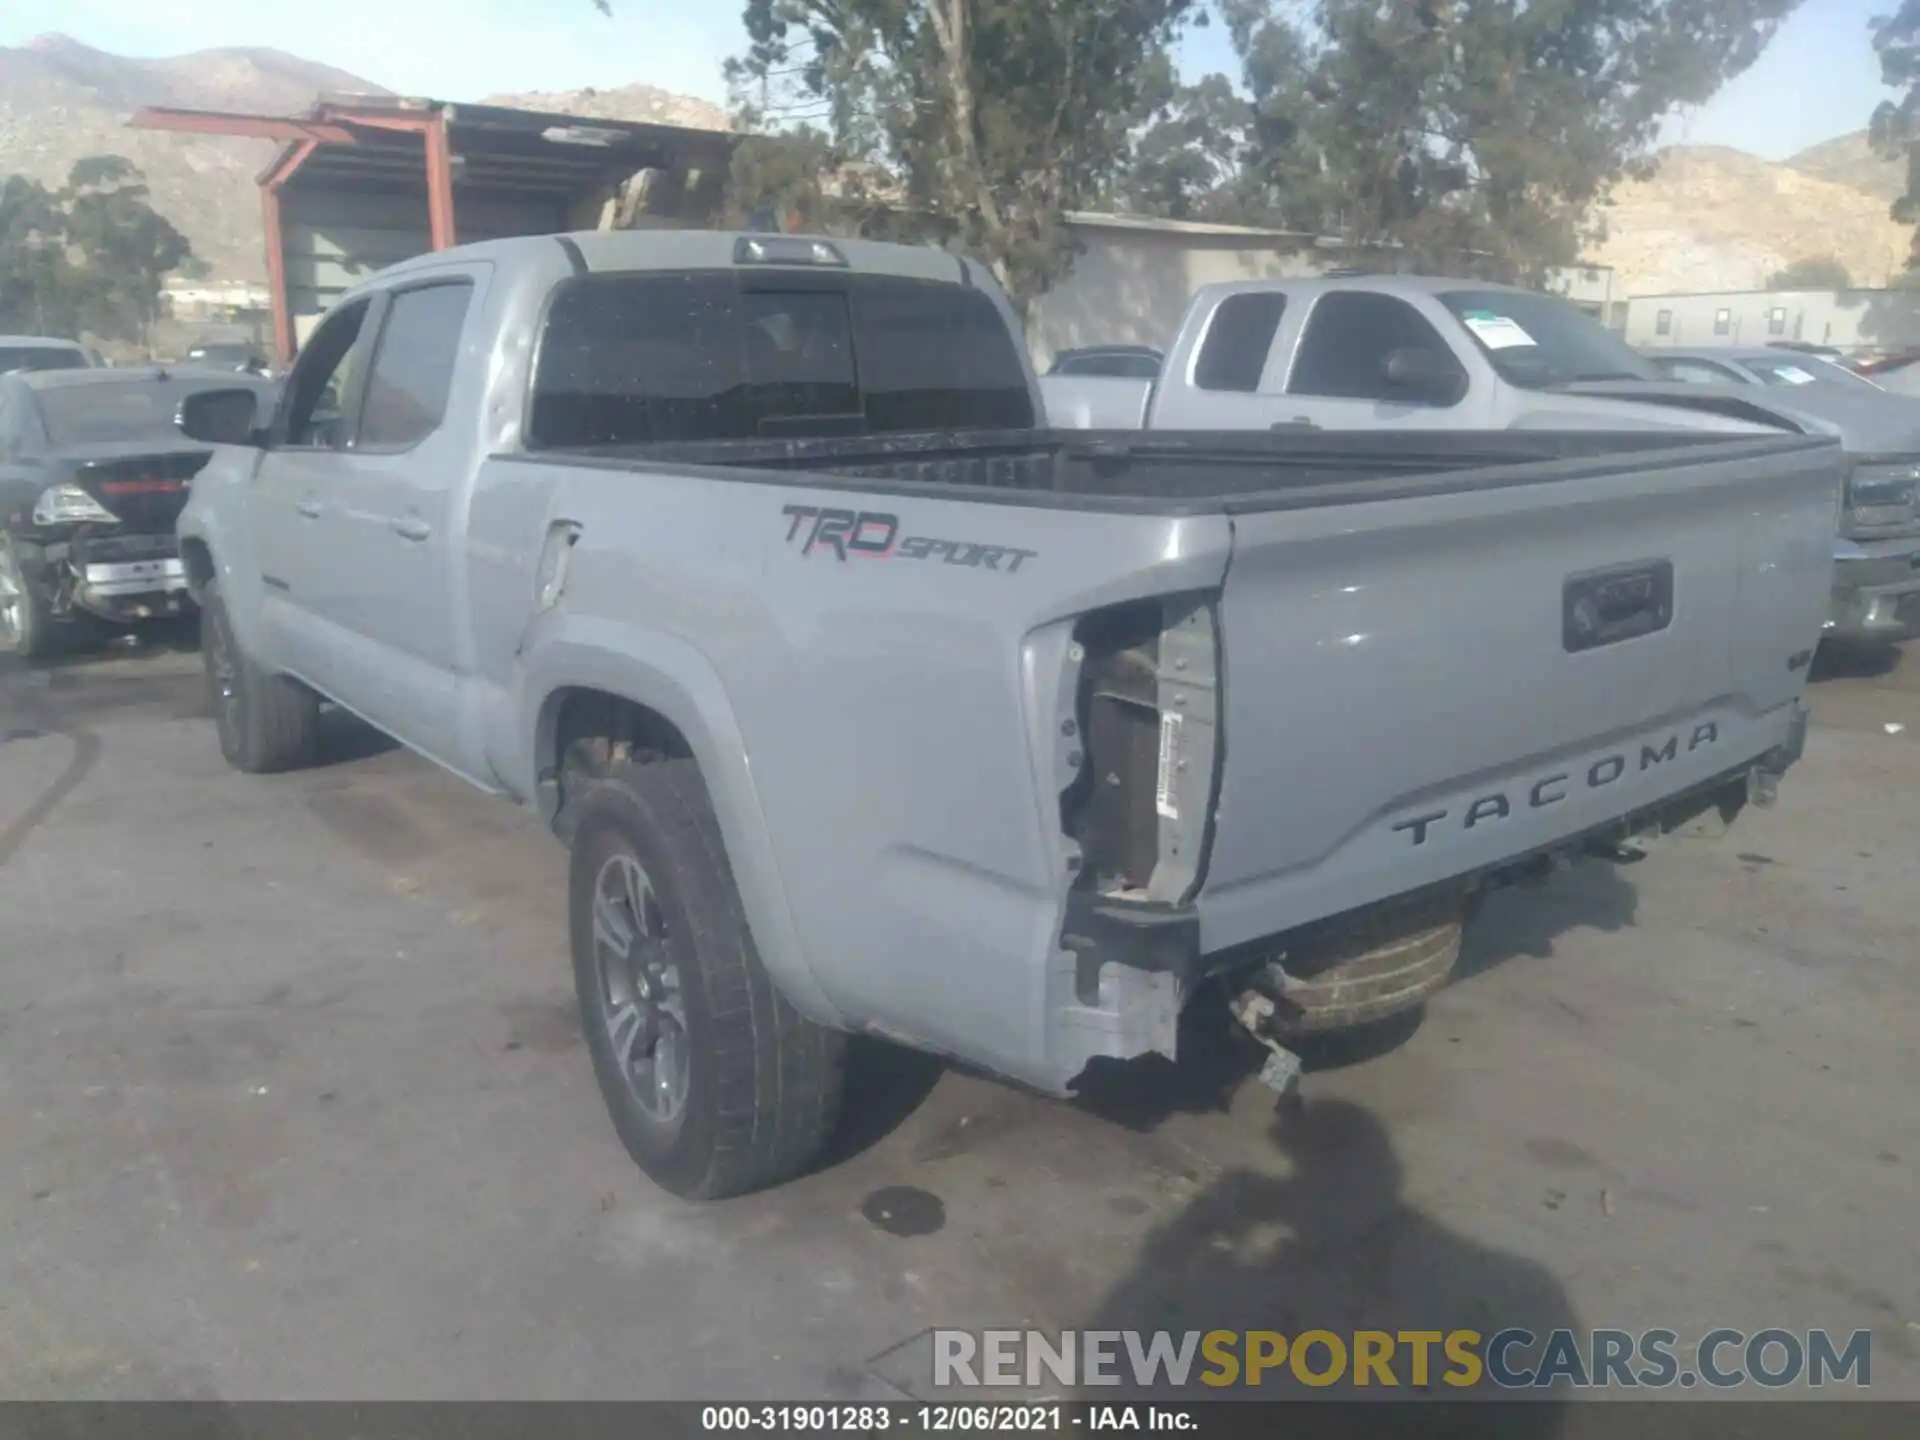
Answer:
(0, 345, 89, 374)
(1193, 293, 1286, 392)
(37, 379, 263, 446)
(527, 271, 1033, 449)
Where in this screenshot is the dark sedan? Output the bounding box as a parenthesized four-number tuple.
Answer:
(0, 365, 278, 659)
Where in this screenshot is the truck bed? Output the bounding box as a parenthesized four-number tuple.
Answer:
(543, 427, 1834, 513)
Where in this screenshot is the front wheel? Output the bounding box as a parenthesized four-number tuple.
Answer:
(201, 583, 320, 773)
(568, 758, 845, 1199)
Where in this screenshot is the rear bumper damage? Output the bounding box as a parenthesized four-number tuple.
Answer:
(1050, 700, 1810, 1093)
(10, 530, 192, 626)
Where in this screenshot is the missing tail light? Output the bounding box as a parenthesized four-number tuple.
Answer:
(1060, 592, 1221, 905)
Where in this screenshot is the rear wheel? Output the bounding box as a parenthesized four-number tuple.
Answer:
(568, 757, 844, 1199)
(201, 582, 320, 773)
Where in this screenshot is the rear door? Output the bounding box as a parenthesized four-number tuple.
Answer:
(1195, 436, 1840, 951)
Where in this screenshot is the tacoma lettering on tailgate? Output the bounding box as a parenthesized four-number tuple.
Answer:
(781, 505, 1039, 573)
(1391, 722, 1721, 847)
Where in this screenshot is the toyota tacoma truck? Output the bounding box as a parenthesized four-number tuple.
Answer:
(175, 232, 1835, 1200)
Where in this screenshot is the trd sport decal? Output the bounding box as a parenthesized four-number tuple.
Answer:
(781, 505, 1039, 573)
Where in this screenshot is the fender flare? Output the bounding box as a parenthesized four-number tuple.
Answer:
(516, 615, 840, 1027)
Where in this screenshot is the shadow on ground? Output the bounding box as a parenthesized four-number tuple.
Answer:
(1078, 1096, 1576, 1431)
(1810, 639, 1903, 683)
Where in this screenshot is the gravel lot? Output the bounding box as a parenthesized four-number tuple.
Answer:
(2, 638, 1916, 1404)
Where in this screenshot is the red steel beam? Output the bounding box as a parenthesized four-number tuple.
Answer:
(129, 106, 355, 145)
(425, 111, 458, 251)
(262, 139, 318, 367)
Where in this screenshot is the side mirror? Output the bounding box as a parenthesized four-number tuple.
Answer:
(178, 388, 264, 447)
(1381, 347, 1465, 405)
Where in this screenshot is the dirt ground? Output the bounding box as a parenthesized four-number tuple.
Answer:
(1, 637, 1915, 1406)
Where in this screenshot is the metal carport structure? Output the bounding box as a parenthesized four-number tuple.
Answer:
(131, 96, 738, 365)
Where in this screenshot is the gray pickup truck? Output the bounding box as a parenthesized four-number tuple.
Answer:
(176, 231, 1834, 1199)
(1637, 347, 1920, 645)
(1042, 276, 1916, 644)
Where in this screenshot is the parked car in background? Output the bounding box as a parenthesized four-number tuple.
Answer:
(1047, 344, 1164, 379)
(0, 336, 103, 375)
(1038, 276, 1801, 434)
(177, 229, 1831, 1199)
(1860, 350, 1920, 399)
(1766, 340, 1850, 363)
(1639, 347, 1920, 645)
(1644, 346, 1887, 393)
(185, 338, 272, 375)
(0, 365, 278, 658)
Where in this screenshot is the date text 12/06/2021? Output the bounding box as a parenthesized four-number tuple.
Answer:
(700, 1406, 1193, 1432)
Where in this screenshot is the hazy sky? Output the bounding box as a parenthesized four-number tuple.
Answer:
(0, 0, 1897, 162)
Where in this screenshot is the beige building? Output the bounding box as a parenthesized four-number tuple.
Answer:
(1626, 287, 1920, 357)
(1029, 212, 1618, 365)
(1028, 212, 1353, 367)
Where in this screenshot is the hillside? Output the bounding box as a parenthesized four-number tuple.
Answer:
(1785, 129, 1904, 204)
(0, 33, 389, 280)
(1592, 141, 1911, 297)
(2, 33, 1914, 301)
(0, 35, 726, 284)
(479, 84, 727, 132)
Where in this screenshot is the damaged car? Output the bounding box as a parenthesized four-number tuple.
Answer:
(0, 365, 277, 659)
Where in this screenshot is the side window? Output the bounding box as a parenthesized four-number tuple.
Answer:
(280, 299, 371, 449)
(1288, 291, 1467, 403)
(358, 282, 473, 450)
(1194, 292, 1286, 392)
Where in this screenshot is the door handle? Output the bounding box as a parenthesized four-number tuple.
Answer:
(294, 497, 322, 519)
(389, 514, 432, 542)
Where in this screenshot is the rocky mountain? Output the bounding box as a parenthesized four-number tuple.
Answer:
(3, 33, 1913, 302)
(1785, 130, 1904, 204)
(1590, 134, 1913, 297)
(1, 33, 389, 280)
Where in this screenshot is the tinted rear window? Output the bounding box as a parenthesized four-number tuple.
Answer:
(0, 345, 89, 374)
(528, 271, 1033, 448)
(37, 379, 264, 445)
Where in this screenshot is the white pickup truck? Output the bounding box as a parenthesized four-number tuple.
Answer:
(1037, 276, 1810, 435)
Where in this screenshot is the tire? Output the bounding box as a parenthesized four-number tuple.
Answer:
(0, 533, 67, 662)
(201, 582, 320, 773)
(568, 758, 844, 1199)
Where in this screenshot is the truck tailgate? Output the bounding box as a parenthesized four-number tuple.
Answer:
(1197, 437, 1840, 951)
